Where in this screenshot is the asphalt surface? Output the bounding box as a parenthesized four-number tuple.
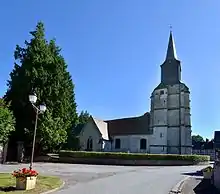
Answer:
(0, 163, 208, 194)
(182, 175, 220, 194)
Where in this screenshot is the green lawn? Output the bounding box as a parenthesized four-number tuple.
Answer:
(0, 173, 63, 194)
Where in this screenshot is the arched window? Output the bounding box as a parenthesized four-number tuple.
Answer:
(115, 139, 121, 149)
(89, 139, 93, 150)
(140, 139, 147, 150)
(86, 138, 93, 151)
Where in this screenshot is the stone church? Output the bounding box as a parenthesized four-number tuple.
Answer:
(78, 31, 192, 154)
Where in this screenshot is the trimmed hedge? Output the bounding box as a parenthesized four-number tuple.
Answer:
(59, 150, 210, 162)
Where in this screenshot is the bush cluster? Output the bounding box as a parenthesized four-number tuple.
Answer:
(59, 150, 210, 162)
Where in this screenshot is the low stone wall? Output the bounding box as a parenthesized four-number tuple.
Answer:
(34, 155, 51, 162)
(58, 157, 209, 166)
(23, 155, 56, 162)
(31, 154, 59, 163)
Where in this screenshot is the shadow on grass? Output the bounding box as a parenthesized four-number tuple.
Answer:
(0, 186, 16, 192)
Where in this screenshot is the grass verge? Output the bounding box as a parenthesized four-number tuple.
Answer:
(0, 173, 63, 194)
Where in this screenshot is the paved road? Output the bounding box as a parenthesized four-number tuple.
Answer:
(0, 163, 208, 194)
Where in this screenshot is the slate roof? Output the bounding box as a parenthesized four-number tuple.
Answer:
(79, 113, 152, 140)
(153, 82, 189, 93)
(105, 112, 152, 136)
(165, 31, 178, 60)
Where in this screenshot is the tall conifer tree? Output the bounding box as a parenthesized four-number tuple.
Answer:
(5, 22, 78, 152)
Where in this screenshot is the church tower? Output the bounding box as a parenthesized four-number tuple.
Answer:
(149, 31, 192, 154)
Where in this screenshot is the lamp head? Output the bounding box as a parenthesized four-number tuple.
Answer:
(29, 92, 37, 104)
(39, 103, 46, 113)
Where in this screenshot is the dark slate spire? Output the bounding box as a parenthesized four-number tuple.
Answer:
(166, 31, 178, 60)
(160, 31, 181, 85)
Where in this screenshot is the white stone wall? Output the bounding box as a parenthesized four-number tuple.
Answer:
(184, 93, 190, 108)
(153, 109, 167, 125)
(149, 88, 168, 154)
(149, 126, 167, 154)
(167, 127, 180, 154)
(168, 93, 179, 108)
(111, 135, 149, 153)
(103, 141, 112, 152)
(150, 83, 192, 155)
(79, 121, 102, 151)
(152, 88, 168, 109)
(167, 109, 179, 126)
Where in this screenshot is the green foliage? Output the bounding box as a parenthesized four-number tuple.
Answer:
(38, 112, 67, 152)
(78, 111, 90, 126)
(64, 110, 90, 150)
(0, 99, 15, 144)
(59, 151, 210, 162)
(192, 135, 204, 142)
(4, 22, 78, 152)
(192, 135, 205, 146)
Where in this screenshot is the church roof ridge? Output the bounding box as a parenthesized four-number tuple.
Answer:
(91, 116, 105, 122)
(104, 112, 150, 122)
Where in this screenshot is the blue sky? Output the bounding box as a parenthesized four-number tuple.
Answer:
(0, 1, 220, 139)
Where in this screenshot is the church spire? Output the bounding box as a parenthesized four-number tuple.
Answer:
(160, 30, 181, 85)
(165, 30, 178, 60)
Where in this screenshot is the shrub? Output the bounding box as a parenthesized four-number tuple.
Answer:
(202, 166, 213, 172)
(59, 150, 210, 162)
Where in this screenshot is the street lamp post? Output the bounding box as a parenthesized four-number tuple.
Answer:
(29, 92, 46, 170)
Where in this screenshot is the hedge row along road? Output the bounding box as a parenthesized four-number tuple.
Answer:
(59, 151, 210, 165)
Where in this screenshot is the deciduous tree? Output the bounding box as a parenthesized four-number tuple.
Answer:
(192, 135, 204, 144)
(0, 98, 15, 144)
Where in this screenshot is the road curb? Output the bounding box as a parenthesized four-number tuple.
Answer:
(169, 176, 190, 194)
(41, 180, 65, 194)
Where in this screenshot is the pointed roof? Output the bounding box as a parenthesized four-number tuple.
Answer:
(78, 116, 109, 140)
(166, 31, 178, 60)
(92, 117, 109, 140)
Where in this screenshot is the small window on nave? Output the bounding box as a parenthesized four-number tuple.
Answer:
(140, 139, 147, 150)
(115, 139, 121, 149)
(160, 90, 164, 95)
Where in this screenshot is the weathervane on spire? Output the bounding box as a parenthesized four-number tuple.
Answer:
(169, 25, 172, 32)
